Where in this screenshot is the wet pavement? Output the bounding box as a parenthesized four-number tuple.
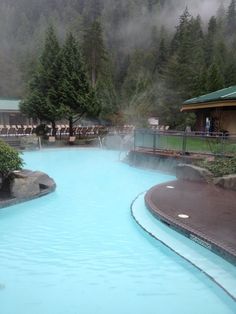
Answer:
(145, 180, 236, 264)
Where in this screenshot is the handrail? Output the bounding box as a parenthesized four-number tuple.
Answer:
(134, 129, 236, 156)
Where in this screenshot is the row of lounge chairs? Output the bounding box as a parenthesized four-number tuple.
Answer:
(0, 125, 37, 136)
(54, 125, 108, 137)
(0, 124, 109, 138)
(150, 125, 170, 131)
(108, 125, 135, 135)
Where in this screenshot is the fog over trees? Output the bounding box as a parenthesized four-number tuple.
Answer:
(0, 0, 235, 128)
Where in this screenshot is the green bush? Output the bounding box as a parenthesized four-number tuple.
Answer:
(0, 140, 24, 178)
(197, 157, 236, 177)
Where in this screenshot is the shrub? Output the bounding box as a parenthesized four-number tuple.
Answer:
(197, 157, 236, 177)
(0, 140, 24, 178)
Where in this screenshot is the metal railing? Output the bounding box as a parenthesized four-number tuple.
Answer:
(134, 129, 236, 156)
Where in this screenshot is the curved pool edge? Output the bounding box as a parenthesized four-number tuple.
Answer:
(145, 181, 236, 266)
(0, 183, 56, 209)
(130, 192, 236, 302)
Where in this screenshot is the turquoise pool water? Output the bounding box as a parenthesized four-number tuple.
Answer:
(0, 149, 235, 314)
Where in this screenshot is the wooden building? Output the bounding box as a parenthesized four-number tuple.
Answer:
(181, 86, 236, 134)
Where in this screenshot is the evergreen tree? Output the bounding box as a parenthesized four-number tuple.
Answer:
(226, 0, 236, 37)
(3, 0, 236, 131)
(144, 26, 167, 75)
(122, 50, 150, 102)
(20, 25, 62, 135)
(205, 16, 217, 67)
(121, 49, 154, 125)
(95, 61, 118, 123)
(224, 50, 236, 86)
(214, 41, 228, 74)
(156, 37, 168, 74)
(205, 61, 225, 92)
(83, 0, 103, 23)
(170, 7, 191, 54)
(167, 12, 205, 99)
(216, 1, 226, 30)
(162, 11, 206, 128)
(59, 32, 100, 136)
(82, 19, 107, 88)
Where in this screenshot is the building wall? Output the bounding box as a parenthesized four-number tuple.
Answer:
(0, 112, 29, 125)
(221, 110, 236, 134)
(195, 109, 236, 134)
(195, 111, 208, 132)
(0, 112, 8, 125)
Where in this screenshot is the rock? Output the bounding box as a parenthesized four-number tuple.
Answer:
(10, 170, 56, 198)
(28, 171, 55, 189)
(214, 175, 236, 191)
(176, 163, 213, 183)
(11, 169, 30, 178)
(10, 176, 40, 198)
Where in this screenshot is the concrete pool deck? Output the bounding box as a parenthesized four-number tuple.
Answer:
(145, 180, 236, 265)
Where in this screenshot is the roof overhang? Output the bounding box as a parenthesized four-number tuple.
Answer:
(181, 100, 236, 112)
(0, 109, 19, 113)
(0, 99, 20, 112)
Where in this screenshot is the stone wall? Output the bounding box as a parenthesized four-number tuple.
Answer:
(176, 163, 236, 191)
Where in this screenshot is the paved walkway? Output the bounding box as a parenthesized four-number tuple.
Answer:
(145, 180, 236, 264)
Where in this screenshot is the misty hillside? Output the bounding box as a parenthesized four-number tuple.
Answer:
(0, 0, 235, 128)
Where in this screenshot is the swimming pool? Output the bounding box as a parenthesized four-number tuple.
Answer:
(0, 149, 235, 314)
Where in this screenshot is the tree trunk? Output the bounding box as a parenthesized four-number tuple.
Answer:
(91, 69, 96, 88)
(51, 121, 56, 137)
(69, 117, 73, 136)
(91, 50, 96, 88)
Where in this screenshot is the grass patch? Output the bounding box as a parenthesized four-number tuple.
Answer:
(136, 133, 236, 155)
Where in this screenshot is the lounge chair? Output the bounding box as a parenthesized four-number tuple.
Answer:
(16, 125, 25, 136)
(1, 125, 9, 137)
(9, 125, 17, 136)
(24, 125, 32, 136)
(0, 125, 3, 136)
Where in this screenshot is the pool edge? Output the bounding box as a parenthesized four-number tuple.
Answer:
(130, 192, 236, 303)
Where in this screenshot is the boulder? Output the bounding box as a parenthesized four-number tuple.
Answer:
(176, 163, 213, 183)
(10, 176, 40, 198)
(11, 169, 31, 178)
(10, 170, 56, 198)
(28, 171, 55, 189)
(214, 175, 236, 191)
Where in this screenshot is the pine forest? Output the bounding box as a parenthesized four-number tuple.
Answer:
(1, 0, 236, 129)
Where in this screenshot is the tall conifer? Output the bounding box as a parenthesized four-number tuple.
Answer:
(20, 25, 62, 135)
(205, 61, 225, 92)
(82, 19, 107, 88)
(226, 0, 236, 36)
(59, 33, 99, 135)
